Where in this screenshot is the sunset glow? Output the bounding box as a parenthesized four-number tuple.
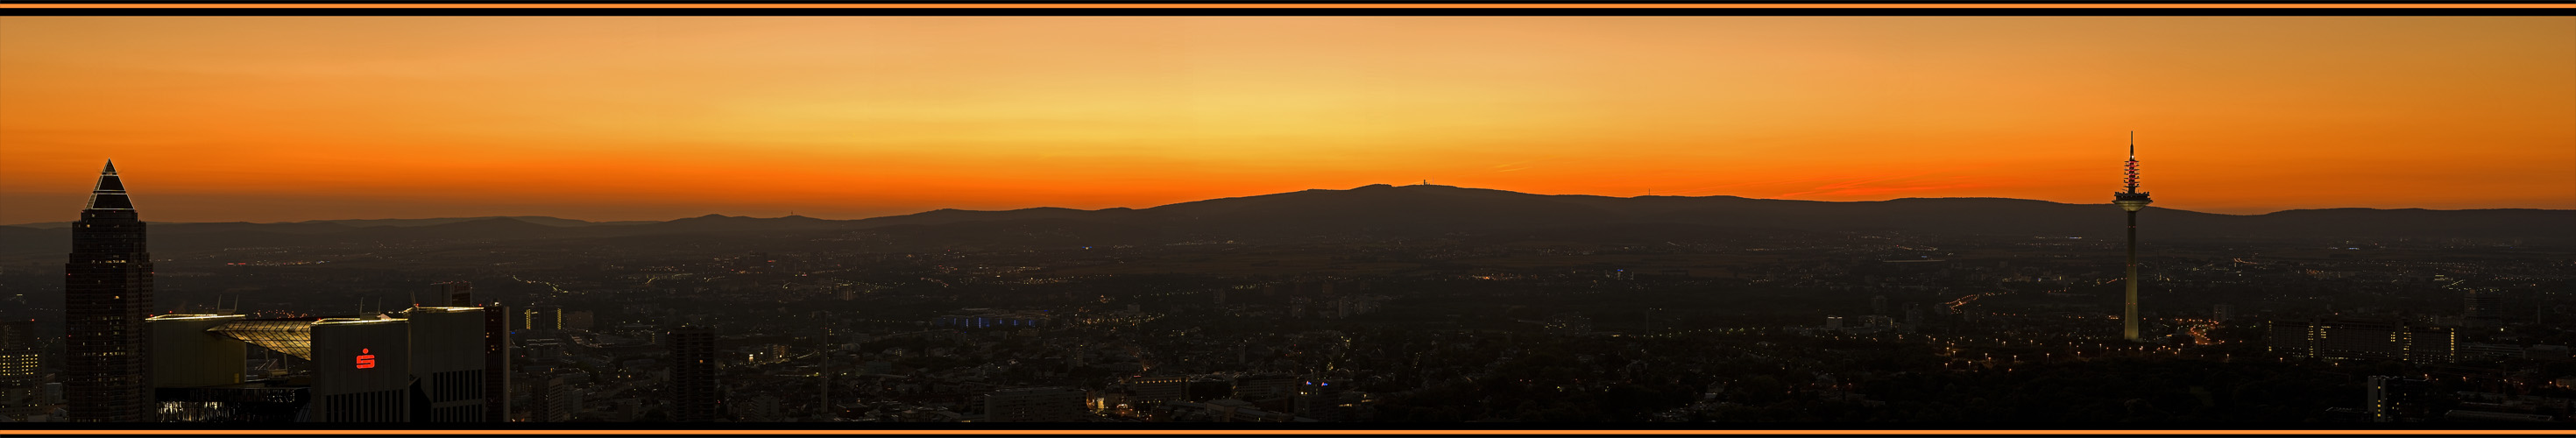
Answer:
(2, 17, 2570, 223)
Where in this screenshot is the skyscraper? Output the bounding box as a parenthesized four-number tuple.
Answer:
(66, 159, 156, 421)
(2112, 135, 2154, 343)
(669, 326, 718, 422)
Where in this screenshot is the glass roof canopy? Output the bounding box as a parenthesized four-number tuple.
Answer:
(176, 309, 464, 361)
(205, 320, 318, 360)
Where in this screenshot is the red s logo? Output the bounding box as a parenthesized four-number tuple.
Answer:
(356, 348, 376, 369)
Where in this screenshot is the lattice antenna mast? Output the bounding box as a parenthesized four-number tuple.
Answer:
(2123, 131, 2141, 194)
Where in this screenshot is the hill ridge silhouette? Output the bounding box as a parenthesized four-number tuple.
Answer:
(1, 185, 2566, 255)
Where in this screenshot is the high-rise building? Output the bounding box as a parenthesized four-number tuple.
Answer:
(529, 375, 570, 422)
(2367, 376, 2431, 422)
(1824, 315, 1844, 332)
(1871, 295, 1889, 315)
(2212, 304, 2234, 322)
(2112, 135, 2155, 343)
(669, 326, 719, 422)
(481, 302, 511, 422)
(436, 281, 473, 307)
(982, 387, 1086, 422)
(1, 320, 44, 421)
(66, 160, 156, 422)
(2268, 318, 2456, 364)
(407, 307, 491, 421)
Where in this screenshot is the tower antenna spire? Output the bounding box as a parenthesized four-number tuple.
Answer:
(2112, 131, 2155, 343)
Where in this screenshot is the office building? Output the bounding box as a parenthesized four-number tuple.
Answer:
(67, 160, 156, 421)
(2, 321, 44, 421)
(529, 375, 570, 422)
(2268, 318, 2455, 364)
(2212, 304, 2234, 322)
(1125, 376, 1191, 404)
(1871, 295, 1888, 315)
(983, 387, 1086, 422)
(145, 307, 488, 422)
(434, 278, 506, 421)
(2367, 376, 2431, 422)
(407, 307, 490, 421)
(669, 326, 718, 422)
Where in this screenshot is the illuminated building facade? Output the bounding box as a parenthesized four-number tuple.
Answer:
(522, 305, 564, 333)
(67, 160, 157, 421)
(1, 321, 44, 421)
(2268, 318, 2456, 364)
(2367, 375, 2432, 422)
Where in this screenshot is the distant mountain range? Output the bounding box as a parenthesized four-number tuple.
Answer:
(3, 184, 2568, 256)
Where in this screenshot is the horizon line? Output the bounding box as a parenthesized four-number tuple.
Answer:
(5, 184, 2567, 227)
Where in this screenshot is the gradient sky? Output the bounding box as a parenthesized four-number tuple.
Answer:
(2, 17, 2570, 224)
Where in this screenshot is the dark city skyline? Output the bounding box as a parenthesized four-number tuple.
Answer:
(0, 9, 2570, 433)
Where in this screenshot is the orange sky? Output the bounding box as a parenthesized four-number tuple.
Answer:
(2, 17, 2571, 224)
